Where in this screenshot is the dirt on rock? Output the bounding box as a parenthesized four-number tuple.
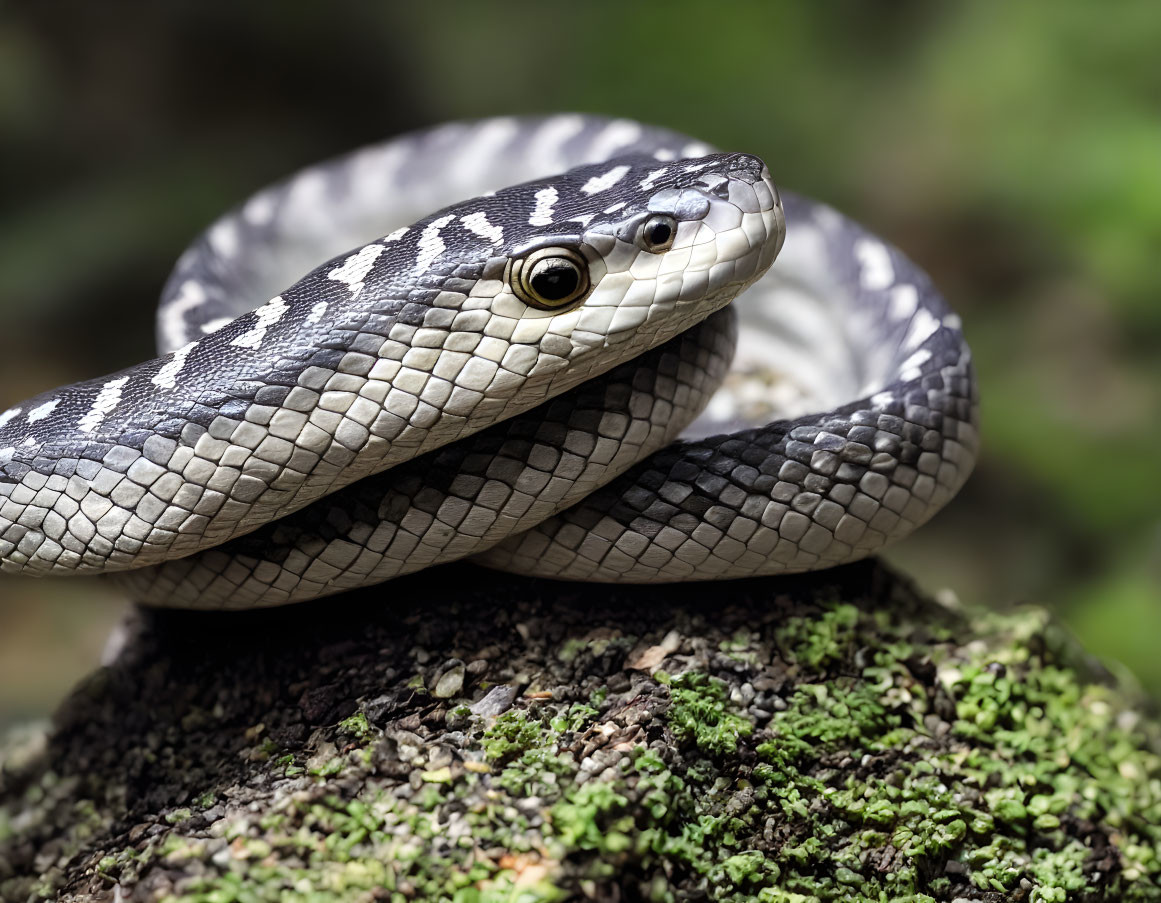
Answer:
(1, 561, 1159, 902)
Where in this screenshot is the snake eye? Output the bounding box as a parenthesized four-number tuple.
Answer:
(509, 247, 590, 310)
(642, 215, 677, 252)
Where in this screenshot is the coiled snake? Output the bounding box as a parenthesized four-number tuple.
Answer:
(0, 116, 978, 609)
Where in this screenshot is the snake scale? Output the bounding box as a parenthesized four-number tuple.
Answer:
(0, 115, 978, 609)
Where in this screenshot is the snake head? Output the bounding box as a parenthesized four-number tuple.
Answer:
(350, 151, 785, 406)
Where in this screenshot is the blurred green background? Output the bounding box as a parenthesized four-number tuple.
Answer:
(2, 2, 1159, 727)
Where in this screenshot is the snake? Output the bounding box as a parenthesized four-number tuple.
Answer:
(0, 115, 978, 609)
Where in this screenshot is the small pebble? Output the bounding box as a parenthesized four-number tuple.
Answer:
(434, 662, 465, 698)
(470, 685, 517, 717)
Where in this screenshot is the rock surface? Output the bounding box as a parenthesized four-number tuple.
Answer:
(1, 561, 1159, 902)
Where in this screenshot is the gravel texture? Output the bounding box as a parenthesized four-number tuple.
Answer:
(1, 560, 1159, 902)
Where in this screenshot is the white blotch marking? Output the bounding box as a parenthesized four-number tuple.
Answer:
(0, 447, 12, 465)
(456, 118, 518, 183)
(566, 213, 596, 227)
(527, 114, 585, 171)
(461, 211, 504, 244)
(199, 318, 233, 335)
(243, 191, 277, 226)
(902, 308, 940, 352)
(943, 312, 963, 331)
(78, 376, 130, 433)
(209, 220, 239, 258)
(27, 399, 60, 424)
(652, 148, 677, 162)
(640, 167, 668, 189)
(328, 244, 385, 296)
(888, 284, 918, 320)
(305, 300, 329, 326)
(231, 296, 288, 349)
(153, 342, 199, 390)
(581, 164, 630, 195)
(602, 201, 627, 214)
(587, 119, 642, 161)
(871, 391, 896, 408)
(348, 144, 407, 213)
(529, 187, 558, 226)
(898, 348, 933, 382)
(683, 161, 714, 172)
(680, 141, 713, 157)
(855, 238, 895, 290)
(901, 348, 932, 370)
(383, 226, 409, 243)
(283, 171, 328, 232)
(160, 280, 207, 353)
(813, 205, 843, 233)
(0, 408, 21, 430)
(414, 214, 456, 274)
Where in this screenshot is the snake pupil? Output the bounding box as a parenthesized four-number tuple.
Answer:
(530, 262, 579, 301)
(648, 222, 672, 246)
(511, 248, 589, 310)
(642, 214, 678, 251)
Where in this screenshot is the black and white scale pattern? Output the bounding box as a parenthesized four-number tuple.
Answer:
(0, 115, 976, 607)
(113, 310, 737, 607)
(482, 191, 978, 580)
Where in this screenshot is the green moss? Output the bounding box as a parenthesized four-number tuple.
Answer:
(307, 755, 343, 778)
(556, 638, 588, 664)
(485, 711, 580, 798)
(667, 672, 753, 756)
(450, 875, 566, 903)
(549, 701, 599, 734)
(481, 710, 544, 762)
(760, 680, 901, 766)
(337, 711, 373, 740)
(549, 782, 633, 854)
(732, 607, 1161, 901)
(4, 574, 1160, 902)
(775, 603, 860, 670)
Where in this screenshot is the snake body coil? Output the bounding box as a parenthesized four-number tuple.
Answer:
(0, 116, 977, 608)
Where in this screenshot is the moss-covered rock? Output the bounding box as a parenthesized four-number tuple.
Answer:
(1, 561, 1159, 902)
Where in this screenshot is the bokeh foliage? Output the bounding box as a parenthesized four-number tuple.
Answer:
(0, 1, 1159, 719)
